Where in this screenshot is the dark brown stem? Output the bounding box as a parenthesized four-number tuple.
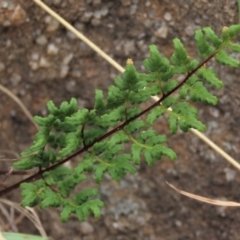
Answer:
(81, 123, 86, 148)
(0, 50, 217, 197)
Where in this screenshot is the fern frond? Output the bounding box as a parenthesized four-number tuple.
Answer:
(197, 67, 223, 88)
(215, 50, 239, 67)
(6, 24, 240, 223)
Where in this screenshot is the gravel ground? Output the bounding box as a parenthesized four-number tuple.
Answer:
(0, 0, 240, 239)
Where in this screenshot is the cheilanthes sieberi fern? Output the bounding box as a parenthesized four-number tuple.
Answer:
(1, 25, 240, 222)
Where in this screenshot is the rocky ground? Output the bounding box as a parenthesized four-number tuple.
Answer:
(0, 0, 240, 239)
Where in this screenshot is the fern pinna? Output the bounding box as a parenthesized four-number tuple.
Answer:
(1, 25, 240, 222)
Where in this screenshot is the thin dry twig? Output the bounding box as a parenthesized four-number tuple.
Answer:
(0, 151, 38, 163)
(0, 159, 17, 162)
(33, 0, 124, 73)
(191, 128, 240, 171)
(0, 199, 47, 237)
(167, 182, 240, 207)
(0, 203, 18, 232)
(32, 0, 240, 171)
(0, 150, 19, 159)
(0, 84, 38, 130)
(0, 151, 36, 177)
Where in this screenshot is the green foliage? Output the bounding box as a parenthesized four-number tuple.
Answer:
(164, 101, 206, 133)
(2, 232, 48, 240)
(10, 24, 240, 222)
(130, 129, 176, 165)
(20, 180, 103, 222)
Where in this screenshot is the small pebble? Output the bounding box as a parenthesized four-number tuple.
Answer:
(185, 24, 199, 36)
(53, 0, 62, 5)
(81, 12, 93, 22)
(144, 19, 152, 28)
(2, 1, 8, 8)
(166, 168, 178, 177)
(39, 56, 50, 68)
(130, 5, 137, 15)
(60, 1, 67, 7)
(10, 5, 28, 25)
(79, 222, 94, 235)
(31, 52, 40, 61)
(145, 1, 151, 7)
(47, 43, 59, 55)
(19, 89, 26, 96)
(155, 25, 168, 39)
(107, 23, 114, 29)
(0, 4, 27, 26)
(10, 110, 17, 117)
(150, 36, 157, 43)
(121, 0, 131, 6)
(164, 12, 172, 21)
(0, 62, 5, 72)
(67, 31, 77, 40)
(138, 32, 146, 39)
(100, 8, 109, 17)
(124, 40, 135, 55)
(175, 220, 182, 228)
(223, 142, 232, 151)
(74, 22, 84, 31)
(71, 69, 81, 78)
(10, 73, 22, 85)
(6, 39, 11, 48)
(55, 37, 62, 44)
(60, 65, 69, 78)
(36, 35, 48, 45)
(66, 80, 76, 92)
(62, 53, 74, 65)
(45, 16, 60, 32)
(224, 168, 236, 182)
(91, 18, 101, 26)
(195, 230, 202, 237)
(137, 40, 148, 52)
(216, 199, 227, 217)
(148, 11, 155, 18)
(93, 10, 102, 19)
(93, 0, 101, 5)
(209, 107, 220, 118)
(29, 61, 39, 71)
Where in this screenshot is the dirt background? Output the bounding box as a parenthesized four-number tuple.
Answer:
(0, 0, 240, 239)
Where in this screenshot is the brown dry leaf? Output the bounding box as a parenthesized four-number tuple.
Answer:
(166, 182, 240, 207)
